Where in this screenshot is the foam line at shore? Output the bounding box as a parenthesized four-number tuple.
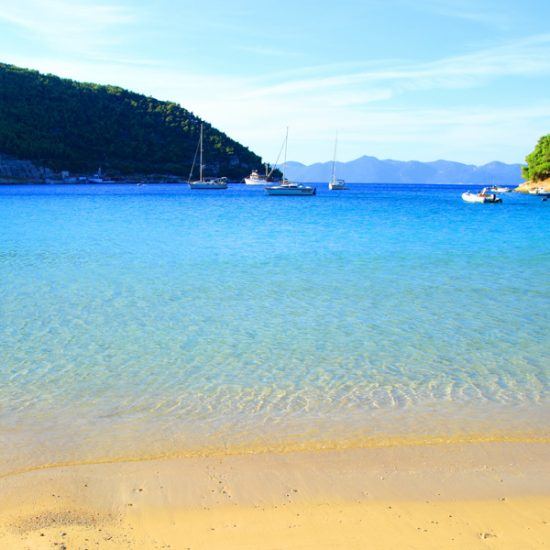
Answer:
(2, 430, 549, 480)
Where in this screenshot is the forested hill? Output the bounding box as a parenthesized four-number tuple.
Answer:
(0, 63, 262, 179)
(522, 134, 550, 182)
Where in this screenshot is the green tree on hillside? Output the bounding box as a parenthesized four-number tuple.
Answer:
(0, 62, 274, 179)
(522, 134, 550, 181)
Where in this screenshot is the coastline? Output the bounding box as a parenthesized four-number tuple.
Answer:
(1, 182, 548, 548)
(1, 441, 548, 549)
(515, 177, 550, 193)
(2, 429, 548, 481)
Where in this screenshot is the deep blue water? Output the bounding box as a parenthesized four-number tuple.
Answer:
(0, 183, 548, 472)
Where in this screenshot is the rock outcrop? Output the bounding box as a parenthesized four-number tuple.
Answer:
(514, 178, 550, 193)
(0, 153, 53, 183)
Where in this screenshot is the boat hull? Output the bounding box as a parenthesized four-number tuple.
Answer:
(265, 186, 316, 196)
(188, 182, 227, 190)
(244, 178, 268, 185)
(88, 178, 115, 184)
(329, 178, 347, 190)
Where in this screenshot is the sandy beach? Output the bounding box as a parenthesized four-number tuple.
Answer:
(0, 440, 548, 549)
(2, 0, 549, 546)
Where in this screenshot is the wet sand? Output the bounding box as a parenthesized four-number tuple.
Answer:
(0, 441, 548, 549)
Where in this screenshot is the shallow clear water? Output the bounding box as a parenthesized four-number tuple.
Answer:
(1, 183, 548, 473)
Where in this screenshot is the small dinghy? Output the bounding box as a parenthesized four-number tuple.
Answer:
(462, 188, 502, 203)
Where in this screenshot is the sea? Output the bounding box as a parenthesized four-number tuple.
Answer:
(0, 183, 548, 475)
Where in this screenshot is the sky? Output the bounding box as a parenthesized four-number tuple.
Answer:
(1, 0, 549, 165)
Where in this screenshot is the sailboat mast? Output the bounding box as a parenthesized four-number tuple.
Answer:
(331, 131, 338, 181)
(199, 123, 204, 182)
(282, 127, 288, 183)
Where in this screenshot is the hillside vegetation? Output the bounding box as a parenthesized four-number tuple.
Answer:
(0, 63, 263, 179)
(522, 134, 550, 182)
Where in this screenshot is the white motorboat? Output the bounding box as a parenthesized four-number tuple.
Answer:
(244, 169, 268, 185)
(188, 124, 228, 190)
(265, 128, 316, 196)
(88, 167, 115, 184)
(328, 132, 348, 190)
(244, 165, 279, 186)
(246, 145, 284, 185)
(462, 188, 502, 203)
(487, 185, 512, 193)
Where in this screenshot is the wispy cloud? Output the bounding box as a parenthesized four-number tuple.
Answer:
(186, 34, 550, 163)
(397, 0, 512, 28)
(3, 30, 549, 165)
(233, 45, 301, 58)
(0, 0, 136, 55)
(245, 34, 550, 99)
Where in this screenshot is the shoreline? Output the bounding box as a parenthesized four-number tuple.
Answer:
(0, 180, 526, 186)
(1, 440, 548, 548)
(515, 177, 550, 193)
(2, 430, 548, 481)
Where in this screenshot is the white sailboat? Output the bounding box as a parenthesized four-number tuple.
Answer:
(265, 129, 316, 196)
(188, 124, 228, 190)
(328, 133, 347, 190)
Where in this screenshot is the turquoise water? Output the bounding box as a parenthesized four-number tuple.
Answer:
(1, 183, 548, 473)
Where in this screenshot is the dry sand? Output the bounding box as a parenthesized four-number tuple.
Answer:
(0, 441, 548, 549)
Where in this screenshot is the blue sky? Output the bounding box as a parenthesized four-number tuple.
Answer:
(1, 0, 549, 165)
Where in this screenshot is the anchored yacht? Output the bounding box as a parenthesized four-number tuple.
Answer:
(265, 129, 316, 196)
(265, 180, 316, 195)
(244, 169, 267, 185)
(328, 133, 348, 190)
(188, 124, 228, 190)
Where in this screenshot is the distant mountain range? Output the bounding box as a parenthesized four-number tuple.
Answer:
(284, 156, 523, 184)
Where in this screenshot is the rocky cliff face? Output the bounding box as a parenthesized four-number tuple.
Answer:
(0, 153, 52, 182)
